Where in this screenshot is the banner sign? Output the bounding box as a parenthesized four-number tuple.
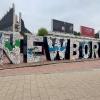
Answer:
(52, 19, 73, 33)
(81, 26, 95, 37)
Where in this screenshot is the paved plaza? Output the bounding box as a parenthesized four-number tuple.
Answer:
(0, 60, 100, 100)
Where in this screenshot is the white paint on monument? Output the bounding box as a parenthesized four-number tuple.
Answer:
(70, 38, 80, 60)
(92, 41, 99, 58)
(82, 41, 91, 59)
(47, 36, 67, 60)
(27, 35, 43, 63)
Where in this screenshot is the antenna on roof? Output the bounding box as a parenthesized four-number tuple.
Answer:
(19, 12, 22, 32)
(12, 3, 15, 9)
(12, 3, 15, 32)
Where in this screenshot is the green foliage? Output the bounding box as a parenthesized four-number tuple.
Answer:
(95, 33, 99, 38)
(77, 32, 81, 36)
(37, 28, 48, 36)
(74, 31, 80, 36)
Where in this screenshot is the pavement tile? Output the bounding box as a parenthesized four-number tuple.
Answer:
(0, 61, 100, 100)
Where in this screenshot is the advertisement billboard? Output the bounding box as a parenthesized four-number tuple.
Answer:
(80, 26, 95, 37)
(52, 19, 73, 33)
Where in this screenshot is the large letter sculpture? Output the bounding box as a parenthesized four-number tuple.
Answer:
(82, 41, 91, 59)
(24, 35, 43, 63)
(92, 41, 99, 58)
(45, 37, 67, 61)
(0, 33, 3, 64)
(4, 34, 20, 64)
(70, 38, 80, 60)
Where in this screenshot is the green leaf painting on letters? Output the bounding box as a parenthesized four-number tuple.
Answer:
(4, 40, 20, 51)
(4, 38, 20, 64)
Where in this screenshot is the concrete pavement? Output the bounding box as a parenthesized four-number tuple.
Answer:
(0, 61, 100, 100)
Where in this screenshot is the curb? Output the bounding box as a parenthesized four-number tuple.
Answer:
(0, 58, 100, 70)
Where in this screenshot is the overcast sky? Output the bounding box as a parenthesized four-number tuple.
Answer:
(0, 0, 100, 34)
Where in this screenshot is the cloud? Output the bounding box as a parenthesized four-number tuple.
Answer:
(0, 0, 100, 33)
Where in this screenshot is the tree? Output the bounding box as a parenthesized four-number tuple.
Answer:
(74, 31, 80, 36)
(77, 32, 81, 36)
(95, 33, 99, 38)
(37, 28, 48, 36)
